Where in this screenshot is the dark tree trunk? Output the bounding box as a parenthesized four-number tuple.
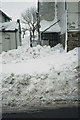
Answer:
(32, 25, 35, 41)
(30, 31, 32, 47)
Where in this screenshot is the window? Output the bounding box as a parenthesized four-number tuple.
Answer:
(5, 34, 10, 40)
(72, 33, 77, 37)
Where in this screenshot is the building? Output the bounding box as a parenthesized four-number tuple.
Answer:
(67, 2, 80, 51)
(38, 1, 61, 47)
(38, 0, 80, 51)
(0, 19, 21, 53)
(0, 10, 12, 23)
(57, 1, 80, 51)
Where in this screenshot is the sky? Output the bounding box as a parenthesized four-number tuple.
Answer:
(0, 1, 37, 21)
(0, 0, 79, 21)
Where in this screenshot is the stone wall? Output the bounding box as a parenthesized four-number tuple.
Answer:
(67, 31, 80, 51)
(60, 31, 80, 51)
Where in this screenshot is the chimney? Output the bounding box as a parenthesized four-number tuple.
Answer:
(17, 19, 22, 45)
(17, 19, 20, 23)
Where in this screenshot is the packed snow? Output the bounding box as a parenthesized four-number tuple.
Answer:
(0, 43, 79, 111)
(0, 21, 19, 31)
(40, 20, 61, 32)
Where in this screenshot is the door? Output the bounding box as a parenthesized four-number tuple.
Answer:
(49, 33, 59, 47)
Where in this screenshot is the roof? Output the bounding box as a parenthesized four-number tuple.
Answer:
(68, 27, 80, 32)
(0, 10, 12, 21)
(0, 21, 19, 32)
(40, 18, 61, 33)
(68, 29, 80, 32)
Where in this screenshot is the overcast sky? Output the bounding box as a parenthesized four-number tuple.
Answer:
(0, 0, 37, 21)
(0, 0, 78, 21)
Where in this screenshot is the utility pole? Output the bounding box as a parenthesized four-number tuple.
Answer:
(65, 0, 68, 52)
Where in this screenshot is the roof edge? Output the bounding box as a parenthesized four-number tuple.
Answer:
(0, 10, 12, 20)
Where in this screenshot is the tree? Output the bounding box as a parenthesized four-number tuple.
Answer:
(21, 7, 38, 47)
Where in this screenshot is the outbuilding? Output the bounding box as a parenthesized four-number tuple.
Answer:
(0, 19, 22, 53)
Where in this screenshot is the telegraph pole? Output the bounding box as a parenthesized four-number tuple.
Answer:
(65, 0, 68, 52)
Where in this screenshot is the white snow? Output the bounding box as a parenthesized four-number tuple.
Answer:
(0, 21, 19, 31)
(40, 19, 61, 32)
(0, 43, 79, 110)
(22, 35, 30, 47)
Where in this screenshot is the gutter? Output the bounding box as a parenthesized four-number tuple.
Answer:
(0, 30, 17, 32)
(0, 10, 12, 21)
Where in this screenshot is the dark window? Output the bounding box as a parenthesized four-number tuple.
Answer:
(5, 37, 10, 39)
(72, 33, 77, 37)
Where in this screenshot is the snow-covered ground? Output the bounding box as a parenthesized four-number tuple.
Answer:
(0, 41, 79, 111)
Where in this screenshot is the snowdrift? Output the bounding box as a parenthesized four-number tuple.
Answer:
(0, 44, 79, 111)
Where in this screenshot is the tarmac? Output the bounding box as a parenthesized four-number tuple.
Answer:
(2, 106, 80, 119)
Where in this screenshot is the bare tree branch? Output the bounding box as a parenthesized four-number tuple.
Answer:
(21, 7, 39, 47)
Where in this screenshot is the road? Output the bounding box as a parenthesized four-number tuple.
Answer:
(2, 106, 80, 119)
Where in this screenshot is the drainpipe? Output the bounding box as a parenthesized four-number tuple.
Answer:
(15, 30, 17, 49)
(17, 19, 22, 46)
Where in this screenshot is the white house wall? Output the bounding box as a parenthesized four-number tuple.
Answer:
(57, 1, 66, 34)
(0, 13, 2, 22)
(2, 33, 10, 52)
(57, 2, 79, 32)
(9, 32, 17, 50)
(0, 33, 2, 53)
(67, 2, 79, 30)
(16, 30, 21, 47)
(57, 1, 80, 51)
(8, 31, 21, 50)
(0, 32, 19, 53)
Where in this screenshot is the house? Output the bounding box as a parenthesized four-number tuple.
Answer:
(57, 1, 80, 51)
(0, 10, 12, 23)
(38, 0, 80, 51)
(0, 19, 22, 53)
(38, 1, 61, 47)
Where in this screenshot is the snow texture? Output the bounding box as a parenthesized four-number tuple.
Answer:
(40, 19, 61, 32)
(0, 43, 79, 110)
(0, 21, 19, 31)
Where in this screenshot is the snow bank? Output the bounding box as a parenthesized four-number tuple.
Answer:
(0, 44, 79, 110)
(1, 43, 63, 64)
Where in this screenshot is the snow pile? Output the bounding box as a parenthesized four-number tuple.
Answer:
(2, 69, 78, 109)
(0, 44, 79, 110)
(1, 44, 63, 64)
(22, 35, 30, 47)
